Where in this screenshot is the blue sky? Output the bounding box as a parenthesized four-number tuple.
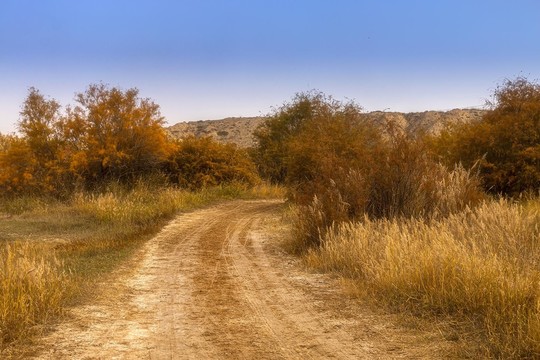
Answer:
(1, 0, 539, 133)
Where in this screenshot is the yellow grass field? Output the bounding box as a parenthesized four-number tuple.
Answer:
(304, 199, 540, 357)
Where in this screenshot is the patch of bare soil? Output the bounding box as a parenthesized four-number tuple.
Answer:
(27, 200, 459, 359)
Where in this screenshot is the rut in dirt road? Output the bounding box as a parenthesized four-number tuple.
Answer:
(33, 200, 457, 359)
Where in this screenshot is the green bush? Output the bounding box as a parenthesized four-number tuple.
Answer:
(253, 91, 347, 183)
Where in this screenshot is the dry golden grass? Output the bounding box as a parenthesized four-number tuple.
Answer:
(304, 199, 540, 357)
(0, 242, 71, 346)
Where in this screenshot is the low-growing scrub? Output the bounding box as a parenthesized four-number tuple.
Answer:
(164, 136, 260, 190)
(290, 138, 485, 251)
(305, 199, 540, 357)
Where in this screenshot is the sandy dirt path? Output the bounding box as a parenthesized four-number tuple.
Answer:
(31, 200, 457, 359)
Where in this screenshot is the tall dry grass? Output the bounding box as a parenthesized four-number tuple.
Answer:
(291, 163, 483, 253)
(0, 242, 71, 346)
(73, 181, 284, 226)
(305, 199, 540, 357)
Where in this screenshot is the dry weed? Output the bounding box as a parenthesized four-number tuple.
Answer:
(0, 242, 70, 346)
(306, 199, 540, 357)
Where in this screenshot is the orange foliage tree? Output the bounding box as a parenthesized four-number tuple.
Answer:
(0, 89, 70, 195)
(0, 136, 39, 194)
(62, 84, 172, 186)
(0, 84, 173, 195)
(433, 77, 540, 195)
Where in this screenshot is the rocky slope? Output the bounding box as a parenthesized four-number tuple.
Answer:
(167, 109, 485, 148)
(167, 117, 265, 148)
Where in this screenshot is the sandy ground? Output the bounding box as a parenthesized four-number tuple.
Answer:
(28, 200, 458, 359)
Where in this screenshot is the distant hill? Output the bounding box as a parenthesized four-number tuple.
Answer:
(366, 109, 486, 136)
(167, 117, 265, 148)
(167, 109, 486, 148)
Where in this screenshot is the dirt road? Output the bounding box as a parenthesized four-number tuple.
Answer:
(32, 200, 457, 359)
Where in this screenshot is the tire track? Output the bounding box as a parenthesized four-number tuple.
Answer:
(31, 200, 457, 359)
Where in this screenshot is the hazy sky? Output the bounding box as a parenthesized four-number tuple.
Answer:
(1, 0, 539, 133)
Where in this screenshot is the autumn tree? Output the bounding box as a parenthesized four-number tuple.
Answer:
(18, 88, 62, 160)
(63, 83, 172, 186)
(0, 136, 38, 194)
(0, 84, 177, 195)
(433, 77, 540, 195)
(0, 89, 71, 195)
(19, 88, 74, 193)
(253, 92, 332, 183)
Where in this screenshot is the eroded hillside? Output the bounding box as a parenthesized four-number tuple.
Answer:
(167, 109, 485, 147)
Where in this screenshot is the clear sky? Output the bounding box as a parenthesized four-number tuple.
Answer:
(1, 0, 539, 133)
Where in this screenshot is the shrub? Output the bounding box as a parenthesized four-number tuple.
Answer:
(285, 103, 383, 205)
(275, 92, 485, 249)
(63, 83, 172, 187)
(164, 136, 260, 190)
(253, 91, 345, 183)
(0, 136, 41, 195)
(432, 77, 540, 195)
(369, 130, 485, 219)
(0, 85, 174, 196)
(287, 120, 384, 247)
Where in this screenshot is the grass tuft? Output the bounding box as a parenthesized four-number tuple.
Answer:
(0, 242, 71, 346)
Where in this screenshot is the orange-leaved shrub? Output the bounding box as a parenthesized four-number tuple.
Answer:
(0, 85, 174, 196)
(164, 136, 260, 190)
(0, 136, 40, 194)
(62, 84, 172, 187)
(0, 89, 74, 196)
(431, 77, 540, 196)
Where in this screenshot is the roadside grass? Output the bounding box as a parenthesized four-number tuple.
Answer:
(0, 181, 284, 350)
(0, 242, 71, 348)
(302, 198, 540, 358)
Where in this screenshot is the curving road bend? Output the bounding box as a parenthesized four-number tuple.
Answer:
(33, 200, 456, 359)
